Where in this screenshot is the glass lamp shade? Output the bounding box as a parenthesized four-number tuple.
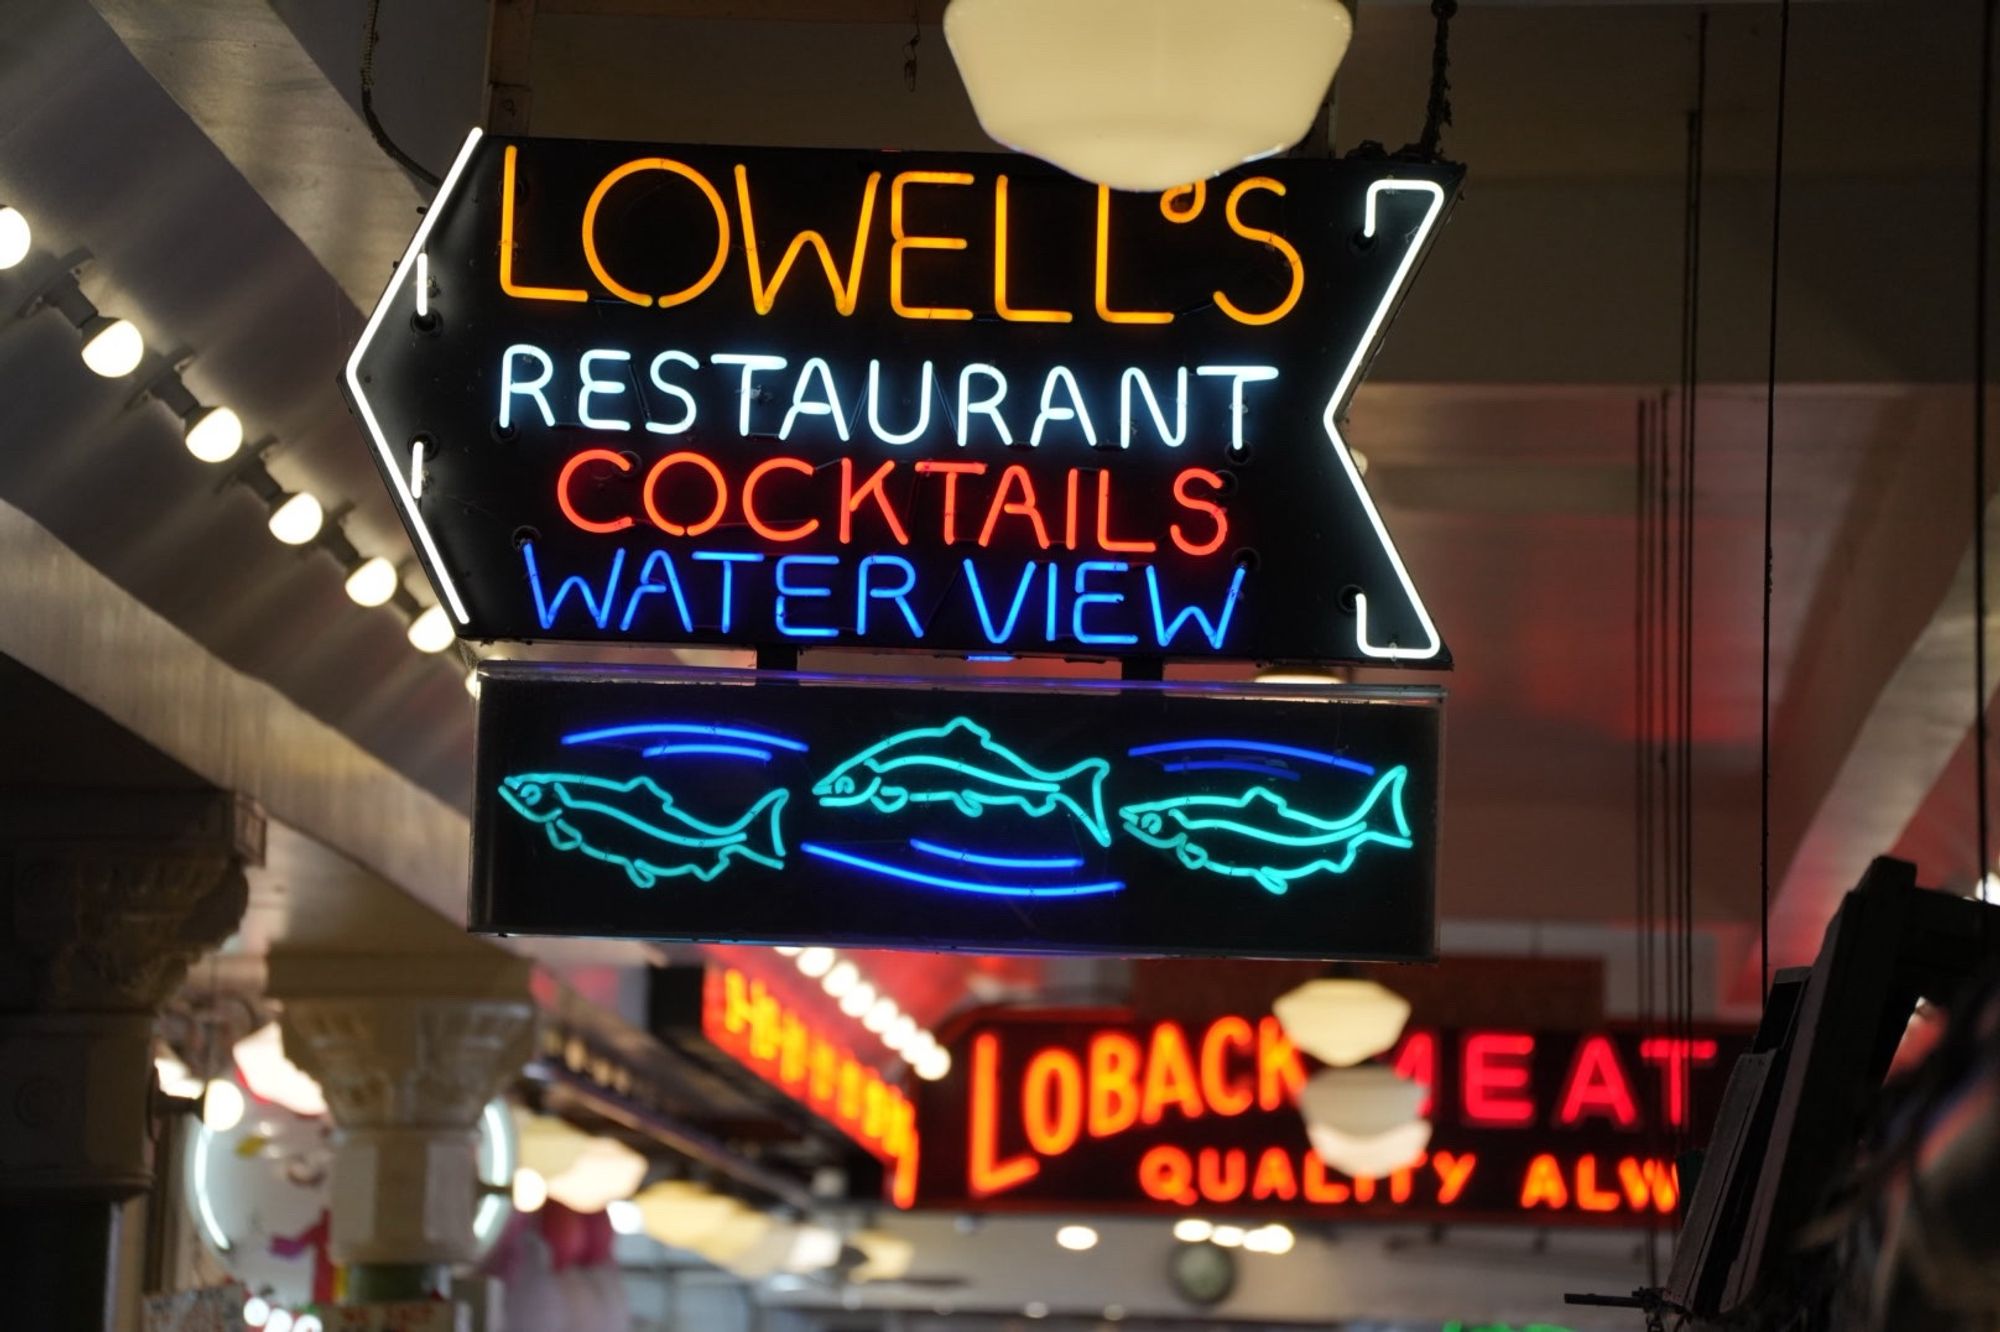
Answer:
(1305, 1117, 1431, 1180)
(1298, 1065, 1425, 1138)
(1272, 977, 1411, 1067)
(544, 1136, 648, 1213)
(633, 1181, 745, 1250)
(943, 0, 1353, 192)
(849, 1229, 916, 1283)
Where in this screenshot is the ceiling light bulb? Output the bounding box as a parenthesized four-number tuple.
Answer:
(839, 982, 877, 1018)
(79, 316, 144, 378)
(822, 961, 860, 998)
(796, 947, 836, 978)
(407, 604, 455, 653)
(0, 205, 30, 269)
(154, 1054, 205, 1100)
(606, 1199, 644, 1235)
(512, 1166, 549, 1213)
(343, 555, 399, 607)
(1055, 1223, 1099, 1252)
(1257, 1223, 1295, 1255)
(943, 0, 1352, 192)
(914, 1046, 952, 1082)
(1209, 1224, 1246, 1249)
(1172, 1218, 1213, 1243)
(267, 492, 324, 545)
(774, 945, 803, 957)
(182, 405, 243, 463)
(863, 997, 899, 1033)
(201, 1078, 245, 1132)
(885, 1015, 917, 1051)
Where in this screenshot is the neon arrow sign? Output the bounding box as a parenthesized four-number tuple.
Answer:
(344, 134, 1460, 665)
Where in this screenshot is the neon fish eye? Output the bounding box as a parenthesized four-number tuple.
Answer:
(832, 776, 855, 795)
(518, 783, 542, 803)
(1140, 813, 1164, 834)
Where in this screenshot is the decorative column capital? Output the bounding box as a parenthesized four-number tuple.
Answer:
(269, 950, 537, 1267)
(270, 949, 537, 1128)
(280, 995, 536, 1129)
(0, 791, 262, 1014)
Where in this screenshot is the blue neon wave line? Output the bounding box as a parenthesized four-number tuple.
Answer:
(908, 839, 1086, 871)
(642, 743, 775, 763)
(563, 723, 809, 752)
(1128, 739, 1375, 775)
(1162, 760, 1301, 782)
(802, 843, 1121, 898)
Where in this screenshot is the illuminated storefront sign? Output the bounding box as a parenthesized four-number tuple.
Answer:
(470, 663, 1439, 960)
(913, 1012, 1748, 1223)
(701, 965, 919, 1207)
(345, 131, 1459, 664)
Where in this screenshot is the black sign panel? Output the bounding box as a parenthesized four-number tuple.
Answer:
(346, 132, 1458, 665)
(471, 663, 1439, 959)
(915, 1013, 1750, 1226)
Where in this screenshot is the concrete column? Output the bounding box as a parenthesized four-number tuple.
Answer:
(0, 791, 261, 1332)
(270, 950, 535, 1301)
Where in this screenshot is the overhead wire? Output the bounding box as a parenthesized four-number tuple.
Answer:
(362, 0, 443, 190)
(1975, 0, 1994, 895)
(1762, 1, 1791, 976)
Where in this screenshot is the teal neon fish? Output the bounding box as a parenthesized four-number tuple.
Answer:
(1117, 766, 1413, 895)
(812, 717, 1113, 847)
(497, 772, 787, 888)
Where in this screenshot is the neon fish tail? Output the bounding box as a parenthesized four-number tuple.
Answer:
(1047, 758, 1112, 847)
(735, 788, 790, 865)
(1354, 766, 1411, 839)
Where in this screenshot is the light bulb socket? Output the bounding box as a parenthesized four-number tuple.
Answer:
(19, 264, 96, 326)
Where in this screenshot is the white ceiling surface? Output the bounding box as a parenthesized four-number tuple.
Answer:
(0, 2, 1993, 1014)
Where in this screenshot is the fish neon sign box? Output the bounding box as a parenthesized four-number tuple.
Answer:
(344, 132, 1459, 665)
(470, 664, 1439, 960)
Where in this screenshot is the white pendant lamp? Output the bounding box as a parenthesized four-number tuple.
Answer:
(1272, 977, 1411, 1068)
(1305, 1117, 1432, 1180)
(1298, 1065, 1425, 1138)
(943, 0, 1353, 191)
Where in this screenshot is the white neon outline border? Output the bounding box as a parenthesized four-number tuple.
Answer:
(1323, 178, 1448, 661)
(474, 1097, 514, 1243)
(343, 127, 486, 625)
(190, 1125, 233, 1253)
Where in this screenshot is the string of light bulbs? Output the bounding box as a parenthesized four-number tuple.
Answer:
(776, 945, 953, 1081)
(0, 200, 472, 688)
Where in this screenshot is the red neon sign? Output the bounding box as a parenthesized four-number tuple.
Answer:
(702, 966, 918, 1207)
(916, 1012, 1740, 1223)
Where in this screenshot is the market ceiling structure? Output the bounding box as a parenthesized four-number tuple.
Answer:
(0, 1, 1993, 1313)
